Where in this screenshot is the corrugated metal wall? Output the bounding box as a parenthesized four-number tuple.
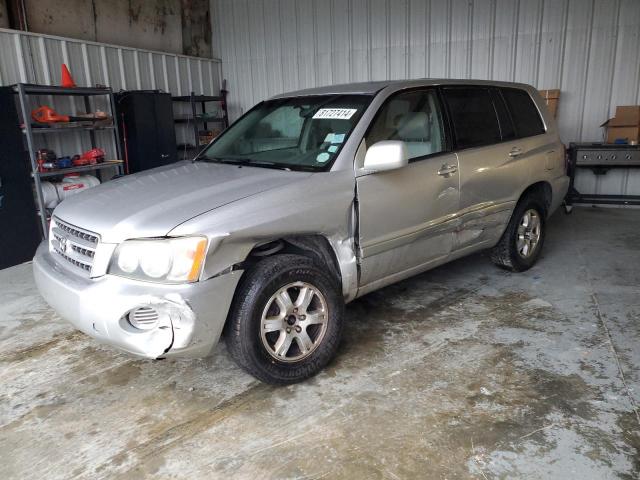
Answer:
(0, 28, 221, 100)
(0, 27, 222, 159)
(212, 0, 640, 198)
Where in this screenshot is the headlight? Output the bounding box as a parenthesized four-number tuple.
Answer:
(109, 236, 208, 283)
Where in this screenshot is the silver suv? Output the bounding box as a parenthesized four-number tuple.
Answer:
(34, 80, 569, 384)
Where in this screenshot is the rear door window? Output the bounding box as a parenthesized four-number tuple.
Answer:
(501, 88, 546, 138)
(442, 87, 501, 149)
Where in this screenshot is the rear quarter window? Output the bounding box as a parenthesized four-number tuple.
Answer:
(501, 88, 546, 138)
(442, 87, 502, 149)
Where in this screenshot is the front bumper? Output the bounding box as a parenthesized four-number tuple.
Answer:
(33, 242, 242, 359)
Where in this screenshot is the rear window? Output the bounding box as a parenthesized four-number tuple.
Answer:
(442, 87, 501, 149)
(501, 88, 545, 138)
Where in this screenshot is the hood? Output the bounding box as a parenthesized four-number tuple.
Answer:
(53, 161, 311, 243)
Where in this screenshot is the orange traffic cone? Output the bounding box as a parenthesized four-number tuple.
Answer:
(61, 64, 76, 88)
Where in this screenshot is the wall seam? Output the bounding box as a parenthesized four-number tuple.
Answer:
(511, 0, 520, 81)
(534, 0, 545, 87)
(606, 0, 622, 116)
(577, 0, 597, 141)
(467, 0, 473, 79)
(489, 0, 496, 79)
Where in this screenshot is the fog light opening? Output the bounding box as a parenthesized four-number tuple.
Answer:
(128, 306, 160, 330)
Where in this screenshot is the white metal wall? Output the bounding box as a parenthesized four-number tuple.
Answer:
(212, 0, 640, 197)
(0, 27, 222, 159)
(0, 28, 221, 98)
(212, 0, 640, 141)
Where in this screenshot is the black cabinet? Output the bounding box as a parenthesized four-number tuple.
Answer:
(115, 91, 178, 173)
(0, 87, 41, 269)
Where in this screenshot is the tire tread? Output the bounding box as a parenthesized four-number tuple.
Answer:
(490, 193, 546, 272)
(225, 254, 343, 385)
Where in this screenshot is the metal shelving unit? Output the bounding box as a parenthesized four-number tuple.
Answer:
(37, 160, 124, 179)
(172, 82, 229, 159)
(27, 125, 116, 134)
(14, 83, 124, 238)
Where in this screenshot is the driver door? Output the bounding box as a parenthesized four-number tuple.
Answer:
(356, 88, 460, 289)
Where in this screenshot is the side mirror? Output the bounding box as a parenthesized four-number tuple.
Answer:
(363, 140, 409, 172)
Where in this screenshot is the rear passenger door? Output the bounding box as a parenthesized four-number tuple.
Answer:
(500, 87, 559, 172)
(441, 86, 534, 252)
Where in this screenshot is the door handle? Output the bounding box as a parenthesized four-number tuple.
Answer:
(509, 147, 523, 158)
(437, 164, 458, 177)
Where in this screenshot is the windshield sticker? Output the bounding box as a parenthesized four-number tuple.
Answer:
(328, 145, 338, 153)
(316, 152, 331, 163)
(324, 133, 335, 143)
(313, 108, 358, 120)
(331, 133, 345, 144)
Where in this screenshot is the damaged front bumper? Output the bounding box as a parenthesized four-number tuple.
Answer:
(33, 242, 241, 359)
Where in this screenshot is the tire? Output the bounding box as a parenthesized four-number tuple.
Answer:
(490, 194, 547, 272)
(225, 254, 344, 385)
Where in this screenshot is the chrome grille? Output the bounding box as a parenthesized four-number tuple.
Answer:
(55, 220, 99, 244)
(49, 217, 99, 275)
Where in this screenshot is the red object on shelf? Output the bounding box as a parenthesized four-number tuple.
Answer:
(61, 64, 76, 88)
(32, 105, 89, 123)
(32, 105, 70, 123)
(72, 148, 105, 166)
(72, 156, 94, 166)
(82, 148, 105, 162)
(36, 148, 57, 171)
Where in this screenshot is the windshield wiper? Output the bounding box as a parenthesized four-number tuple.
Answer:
(197, 156, 287, 169)
(196, 156, 255, 164)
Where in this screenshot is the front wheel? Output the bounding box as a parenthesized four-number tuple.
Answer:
(225, 254, 344, 385)
(490, 194, 546, 272)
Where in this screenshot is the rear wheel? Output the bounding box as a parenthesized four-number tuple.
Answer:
(490, 194, 546, 272)
(225, 254, 344, 385)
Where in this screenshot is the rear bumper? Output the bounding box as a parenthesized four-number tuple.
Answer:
(33, 242, 241, 358)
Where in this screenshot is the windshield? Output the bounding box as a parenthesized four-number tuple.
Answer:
(197, 94, 373, 171)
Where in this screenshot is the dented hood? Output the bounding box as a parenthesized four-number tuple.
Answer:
(53, 161, 311, 243)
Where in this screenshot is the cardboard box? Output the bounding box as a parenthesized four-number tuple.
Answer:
(538, 89, 560, 118)
(601, 106, 640, 144)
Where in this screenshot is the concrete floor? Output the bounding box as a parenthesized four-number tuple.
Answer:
(1, 207, 639, 479)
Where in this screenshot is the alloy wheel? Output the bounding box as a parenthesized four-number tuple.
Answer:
(260, 281, 329, 362)
(516, 209, 541, 259)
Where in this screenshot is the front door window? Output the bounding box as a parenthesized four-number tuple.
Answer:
(366, 89, 446, 161)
